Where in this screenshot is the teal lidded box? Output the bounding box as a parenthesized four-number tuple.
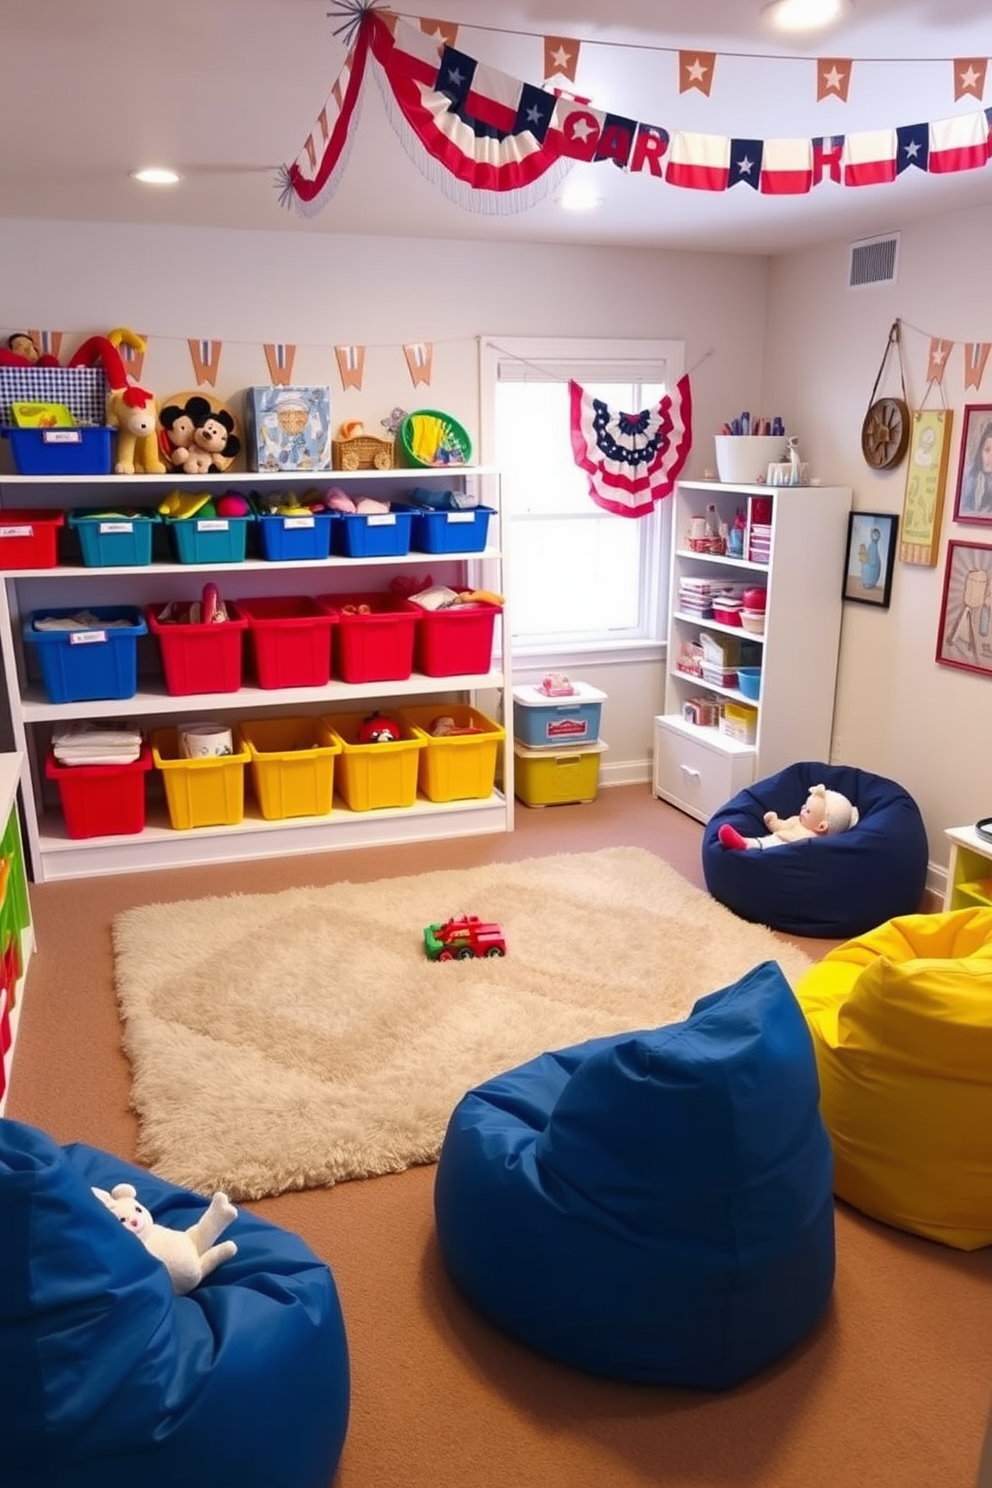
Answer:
(245, 386, 332, 473)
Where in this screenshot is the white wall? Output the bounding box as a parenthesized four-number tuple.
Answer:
(0, 217, 770, 780)
(764, 201, 992, 871)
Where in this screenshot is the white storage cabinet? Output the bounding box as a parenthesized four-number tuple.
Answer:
(0, 467, 513, 881)
(653, 479, 852, 823)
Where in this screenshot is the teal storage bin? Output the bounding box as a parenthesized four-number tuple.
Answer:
(67, 508, 160, 567)
(164, 515, 253, 564)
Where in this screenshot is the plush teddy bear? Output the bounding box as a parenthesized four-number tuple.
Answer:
(718, 782, 859, 852)
(92, 1181, 238, 1296)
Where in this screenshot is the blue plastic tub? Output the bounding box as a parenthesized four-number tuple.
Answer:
(405, 505, 494, 555)
(24, 605, 147, 703)
(331, 508, 413, 559)
(255, 511, 334, 561)
(2, 426, 114, 476)
(67, 508, 160, 567)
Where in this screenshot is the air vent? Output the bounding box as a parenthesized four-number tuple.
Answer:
(848, 233, 900, 289)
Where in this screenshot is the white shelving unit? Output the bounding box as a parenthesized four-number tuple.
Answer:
(653, 479, 852, 823)
(0, 751, 34, 1113)
(0, 466, 513, 881)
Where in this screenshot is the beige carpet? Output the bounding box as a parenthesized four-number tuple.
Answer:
(113, 845, 811, 1201)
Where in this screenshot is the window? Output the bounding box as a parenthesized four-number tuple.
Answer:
(479, 337, 683, 659)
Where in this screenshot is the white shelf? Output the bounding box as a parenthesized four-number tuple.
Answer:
(0, 467, 514, 881)
(655, 480, 851, 822)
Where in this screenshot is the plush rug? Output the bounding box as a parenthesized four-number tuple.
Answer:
(113, 846, 813, 1201)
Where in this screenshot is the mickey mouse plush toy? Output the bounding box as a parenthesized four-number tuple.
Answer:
(160, 395, 241, 474)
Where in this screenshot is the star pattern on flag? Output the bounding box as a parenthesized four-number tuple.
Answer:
(817, 58, 852, 102)
(679, 51, 715, 97)
(954, 57, 988, 101)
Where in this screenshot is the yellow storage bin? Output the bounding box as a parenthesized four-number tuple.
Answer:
(321, 711, 425, 812)
(150, 727, 249, 830)
(514, 739, 608, 808)
(398, 704, 504, 802)
(238, 716, 341, 820)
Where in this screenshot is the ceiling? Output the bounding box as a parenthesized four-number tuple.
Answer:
(2, 0, 990, 256)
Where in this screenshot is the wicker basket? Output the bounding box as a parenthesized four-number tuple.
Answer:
(332, 433, 395, 471)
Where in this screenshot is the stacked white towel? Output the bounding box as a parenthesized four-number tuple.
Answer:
(51, 719, 143, 766)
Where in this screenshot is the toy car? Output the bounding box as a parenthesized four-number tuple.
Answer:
(423, 915, 506, 961)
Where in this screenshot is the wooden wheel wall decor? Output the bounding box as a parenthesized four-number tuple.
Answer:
(861, 321, 911, 471)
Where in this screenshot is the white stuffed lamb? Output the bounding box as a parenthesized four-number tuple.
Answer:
(92, 1182, 238, 1296)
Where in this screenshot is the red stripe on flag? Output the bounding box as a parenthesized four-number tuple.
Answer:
(928, 112, 989, 173)
(463, 88, 518, 132)
(665, 162, 728, 191)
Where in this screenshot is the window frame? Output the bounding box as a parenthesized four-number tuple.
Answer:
(478, 335, 684, 667)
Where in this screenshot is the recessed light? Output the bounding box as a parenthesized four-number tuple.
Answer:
(129, 167, 183, 186)
(557, 180, 600, 212)
(761, 0, 850, 31)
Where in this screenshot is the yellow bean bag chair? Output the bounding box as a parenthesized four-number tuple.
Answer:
(796, 909, 992, 1250)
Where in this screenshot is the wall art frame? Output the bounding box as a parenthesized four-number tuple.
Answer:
(899, 407, 953, 565)
(951, 403, 992, 526)
(936, 539, 992, 677)
(843, 511, 898, 609)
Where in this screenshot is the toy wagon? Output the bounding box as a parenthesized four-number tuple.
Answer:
(331, 431, 395, 471)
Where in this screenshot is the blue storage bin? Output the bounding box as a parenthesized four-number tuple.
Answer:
(256, 511, 334, 561)
(164, 515, 253, 565)
(512, 681, 607, 749)
(405, 505, 494, 555)
(67, 508, 160, 567)
(331, 508, 413, 559)
(2, 426, 114, 476)
(24, 606, 147, 703)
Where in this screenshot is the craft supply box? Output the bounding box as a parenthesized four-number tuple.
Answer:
(512, 681, 607, 749)
(513, 740, 609, 808)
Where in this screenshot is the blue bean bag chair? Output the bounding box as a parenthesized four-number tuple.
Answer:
(434, 960, 835, 1390)
(0, 1120, 350, 1488)
(702, 761, 929, 939)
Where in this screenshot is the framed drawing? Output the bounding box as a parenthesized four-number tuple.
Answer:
(951, 403, 992, 525)
(936, 540, 992, 677)
(843, 511, 898, 608)
(899, 407, 953, 565)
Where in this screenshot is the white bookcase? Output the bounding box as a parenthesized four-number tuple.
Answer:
(0, 466, 513, 881)
(653, 479, 852, 823)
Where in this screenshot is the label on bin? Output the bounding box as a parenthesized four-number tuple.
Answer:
(284, 516, 315, 528)
(445, 512, 473, 524)
(69, 630, 107, 645)
(366, 514, 396, 526)
(42, 430, 82, 445)
(99, 522, 134, 533)
(196, 519, 229, 531)
(0, 525, 33, 537)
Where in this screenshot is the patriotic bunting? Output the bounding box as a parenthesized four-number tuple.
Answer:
(264, 343, 297, 385)
(187, 339, 222, 387)
(569, 375, 693, 518)
(276, 10, 992, 218)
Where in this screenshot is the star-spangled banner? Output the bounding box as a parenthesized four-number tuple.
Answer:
(569, 374, 693, 517)
(278, 10, 992, 217)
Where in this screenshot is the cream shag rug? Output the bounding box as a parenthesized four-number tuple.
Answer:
(113, 847, 812, 1201)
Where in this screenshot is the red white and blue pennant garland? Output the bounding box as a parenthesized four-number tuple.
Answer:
(279, 7, 992, 216)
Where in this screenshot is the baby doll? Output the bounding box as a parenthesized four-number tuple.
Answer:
(718, 781, 859, 852)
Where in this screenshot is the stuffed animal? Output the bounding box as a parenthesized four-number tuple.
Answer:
(718, 782, 859, 852)
(92, 1181, 238, 1296)
(159, 394, 240, 475)
(67, 331, 166, 475)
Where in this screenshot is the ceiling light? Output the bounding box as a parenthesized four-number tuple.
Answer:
(129, 167, 183, 186)
(761, 0, 850, 31)
(557, 180, 600, 212)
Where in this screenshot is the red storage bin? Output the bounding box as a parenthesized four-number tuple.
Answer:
(238, 595, 337, 689)
(0, 508, 65, 569)
(414, 601, 500, 677)
(147, 602, 248, 695)
(315, 592, 419, 684)
(45, 744, 152, 839)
